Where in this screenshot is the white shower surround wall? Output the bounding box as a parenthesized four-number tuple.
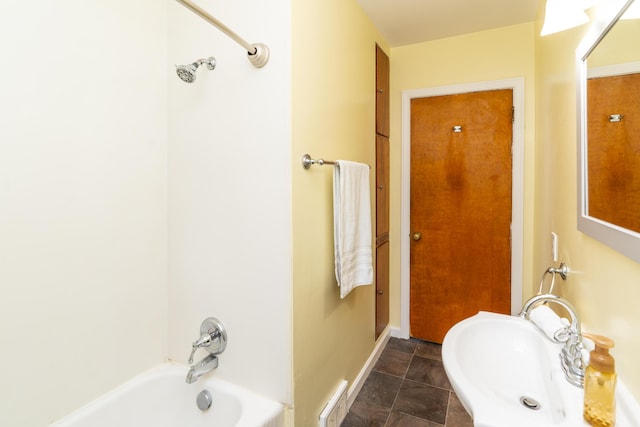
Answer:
(167, 0, 293, 406)
(0, 0, 292, 425)
(0, 1, 168, 425)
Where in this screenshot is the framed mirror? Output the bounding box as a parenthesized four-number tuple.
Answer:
(577, 0, 640, 263)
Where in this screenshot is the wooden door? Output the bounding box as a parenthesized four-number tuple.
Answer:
(375, 135, 390, 338)
(376, 134, 390, 237)
(375, 241, 390, 337)
(376, 44, 390, 137)
(410, 89, 513, 343)
(375, 45, 390, 339)
(587, 73, 640, 233)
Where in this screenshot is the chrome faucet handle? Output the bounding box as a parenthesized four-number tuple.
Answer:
(193, 334, 213, 349)
(188, 317, 228, 364)
(188, 333, 212, 363)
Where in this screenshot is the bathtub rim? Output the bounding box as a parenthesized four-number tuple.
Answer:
(48, 362, 284, 427)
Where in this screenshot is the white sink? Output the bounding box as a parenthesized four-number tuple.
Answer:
(442, 311, 640, 427)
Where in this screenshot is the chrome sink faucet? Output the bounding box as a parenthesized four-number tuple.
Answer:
(520, 293, 585, 387)
(186, 317, 227, 384)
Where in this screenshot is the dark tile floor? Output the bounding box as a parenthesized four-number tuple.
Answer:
(341, 337, 474, 427)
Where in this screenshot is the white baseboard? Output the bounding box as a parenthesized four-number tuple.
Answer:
(389, 326, 407, 339)
(345, 327, 391, 409)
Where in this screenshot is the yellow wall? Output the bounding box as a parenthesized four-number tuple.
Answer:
(388, 23, 538, 326)
(588, 19, 640, 67)
(534, 12, 640, 400)
(291, 0, 387, 424)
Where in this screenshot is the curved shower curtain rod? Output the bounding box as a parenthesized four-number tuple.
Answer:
(175, 0, 269, 68)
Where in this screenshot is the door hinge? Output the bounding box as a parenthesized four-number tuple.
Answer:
(512, 106, 515, 124)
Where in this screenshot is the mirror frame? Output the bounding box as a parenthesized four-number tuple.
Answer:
(576, 0, 640, 263)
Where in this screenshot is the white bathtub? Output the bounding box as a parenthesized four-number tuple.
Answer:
(49, 364, 284, 427)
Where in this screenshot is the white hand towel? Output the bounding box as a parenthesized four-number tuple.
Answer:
(528, 305, 568, 341)
(333, 160, 373, 299)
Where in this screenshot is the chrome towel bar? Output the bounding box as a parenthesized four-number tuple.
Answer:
(301, 154, 370, 170)
(302, 154, 337, 169)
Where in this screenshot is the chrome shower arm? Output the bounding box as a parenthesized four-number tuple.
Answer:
(175, 0, 269, 68)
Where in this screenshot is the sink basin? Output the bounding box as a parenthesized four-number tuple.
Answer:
(442, 311, 640, 427)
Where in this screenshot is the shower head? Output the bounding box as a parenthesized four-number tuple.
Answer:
(175, 57, 216, 83)
(176, 63, 198, 83)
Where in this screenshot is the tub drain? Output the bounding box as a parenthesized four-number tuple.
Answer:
(520, 396, 541, 411)
(196, 390, 212, 411)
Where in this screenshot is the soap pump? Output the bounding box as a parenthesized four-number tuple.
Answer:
(583, 333, 616, 427)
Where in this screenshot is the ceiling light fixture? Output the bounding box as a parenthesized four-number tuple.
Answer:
(621, 0, 640, 19)
(541, 0, 590, 36)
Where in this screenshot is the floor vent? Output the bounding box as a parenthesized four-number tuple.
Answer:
(319, 380, 348, 427)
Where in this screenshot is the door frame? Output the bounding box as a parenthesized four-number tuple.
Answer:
(399, 78, 524, 339)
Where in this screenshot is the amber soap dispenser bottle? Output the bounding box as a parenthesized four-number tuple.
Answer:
(583, 334, 616, 427)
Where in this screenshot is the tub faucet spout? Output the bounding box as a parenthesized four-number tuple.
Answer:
(186, 353, 219, 384)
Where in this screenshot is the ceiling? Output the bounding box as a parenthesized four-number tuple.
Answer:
(356, 0, 541, 47)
